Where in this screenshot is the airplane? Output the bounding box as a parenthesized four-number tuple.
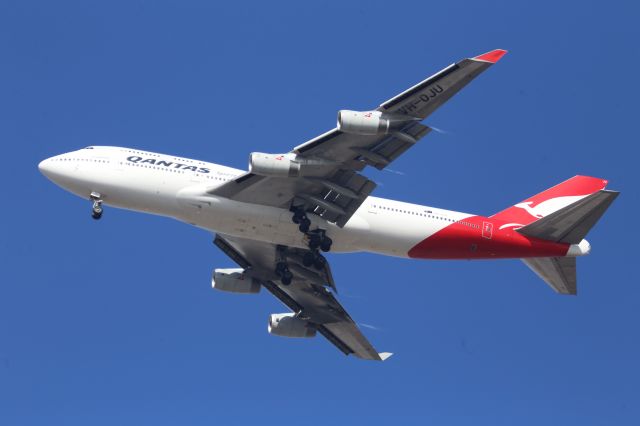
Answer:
(38, 49, 619, 361)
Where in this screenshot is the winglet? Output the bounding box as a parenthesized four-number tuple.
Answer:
(378, 352, 393, 361)
(473, 49, 508, 63)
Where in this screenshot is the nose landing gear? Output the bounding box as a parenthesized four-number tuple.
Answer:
(90, 192, 103, 220)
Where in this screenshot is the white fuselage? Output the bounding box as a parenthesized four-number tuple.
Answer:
(38, 146, 473, 258)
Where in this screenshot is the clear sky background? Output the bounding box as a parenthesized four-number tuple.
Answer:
(1, 1, 638, 424)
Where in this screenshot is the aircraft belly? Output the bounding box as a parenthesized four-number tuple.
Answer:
(352, 208, 467, 258)
(171, 192, 368, 252)
(173, 193, 306, 248)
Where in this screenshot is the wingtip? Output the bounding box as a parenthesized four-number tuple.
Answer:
(379, 352, 393, 361)
(473, 49, 508, 63)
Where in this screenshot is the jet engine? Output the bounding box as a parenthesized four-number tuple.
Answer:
(249, 152, 300, 177)
(337, 110, 416, 135)
(249, 153, 335, 178)
(337, 110, 393, 135)
(268, 313, 316, 338)
(212, 268, 260, 294)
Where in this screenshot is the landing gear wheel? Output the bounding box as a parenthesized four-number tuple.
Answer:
(292, 208, 307, 225)
(309, 234, 322, 250)
(91, 200, 103, 220)
(281, 271, 293, 286)
(320, 236, 332, 252)
(298, 218, 311, 233)
(313, 255, 326, 271)
(275, 262, 293, 285)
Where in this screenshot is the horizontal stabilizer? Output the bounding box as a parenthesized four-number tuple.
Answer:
(378, 352, 393, 361)
(522, 257, 577, 295)
(517, 190, 619, 244)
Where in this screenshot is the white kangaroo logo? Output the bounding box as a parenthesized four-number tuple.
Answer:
(514, 195, 586, 219)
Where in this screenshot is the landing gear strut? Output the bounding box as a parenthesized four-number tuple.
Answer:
(90, 192, 103, 220)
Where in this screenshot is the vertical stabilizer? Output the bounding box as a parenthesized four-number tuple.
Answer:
(492, 176, 608, 227)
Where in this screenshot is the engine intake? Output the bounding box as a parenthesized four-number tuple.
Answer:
(212, 268, 260, 294)
(268, 313, 316, 338)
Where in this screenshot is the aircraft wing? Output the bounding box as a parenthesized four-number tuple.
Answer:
(213, 234, 391, 361)
(210, 49, 506, 227)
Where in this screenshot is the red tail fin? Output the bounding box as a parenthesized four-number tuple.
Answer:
(491, 175, 609, 226)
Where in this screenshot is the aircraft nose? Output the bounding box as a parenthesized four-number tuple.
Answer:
(38, 153, 88, 196)
(38, 156, 65, 181)
(38, 158, 52, 177)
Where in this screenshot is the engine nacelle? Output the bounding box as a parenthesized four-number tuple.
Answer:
(249, 152, 300, 177)
(337, 110, 392, 135)
(268, 313, 316, 338)
(249, 153, 335, 178)
(212, 268, 260, 294)
(337, 110, 416, 135)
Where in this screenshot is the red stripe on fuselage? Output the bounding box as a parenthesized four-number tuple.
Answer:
(408, 215, 569, 259)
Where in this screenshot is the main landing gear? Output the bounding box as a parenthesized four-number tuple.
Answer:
(290, 206, 332, 270)
(90, 192, 103, 220)
(291, 208, 311, 233)
(275, 261, 294, 286)
(307, 231, 332, 253)
(291, 207, 333, 252)
(302, 251, 326, 270)
(274, 207, 335, 286)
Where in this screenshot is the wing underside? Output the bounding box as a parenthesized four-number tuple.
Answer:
(213, 234, 391, 361)
(204, 50, 508, 359)
(209, 49, 507, 227)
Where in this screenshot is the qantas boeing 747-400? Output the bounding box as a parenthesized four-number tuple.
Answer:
(39, 49, 618, 360)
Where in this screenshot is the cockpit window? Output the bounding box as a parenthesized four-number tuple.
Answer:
(84, 146, 94, 149)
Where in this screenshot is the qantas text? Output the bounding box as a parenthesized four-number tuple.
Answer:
(126, 156, 211, 173)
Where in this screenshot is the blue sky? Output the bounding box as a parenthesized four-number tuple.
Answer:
(1, 1, 638, 424)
